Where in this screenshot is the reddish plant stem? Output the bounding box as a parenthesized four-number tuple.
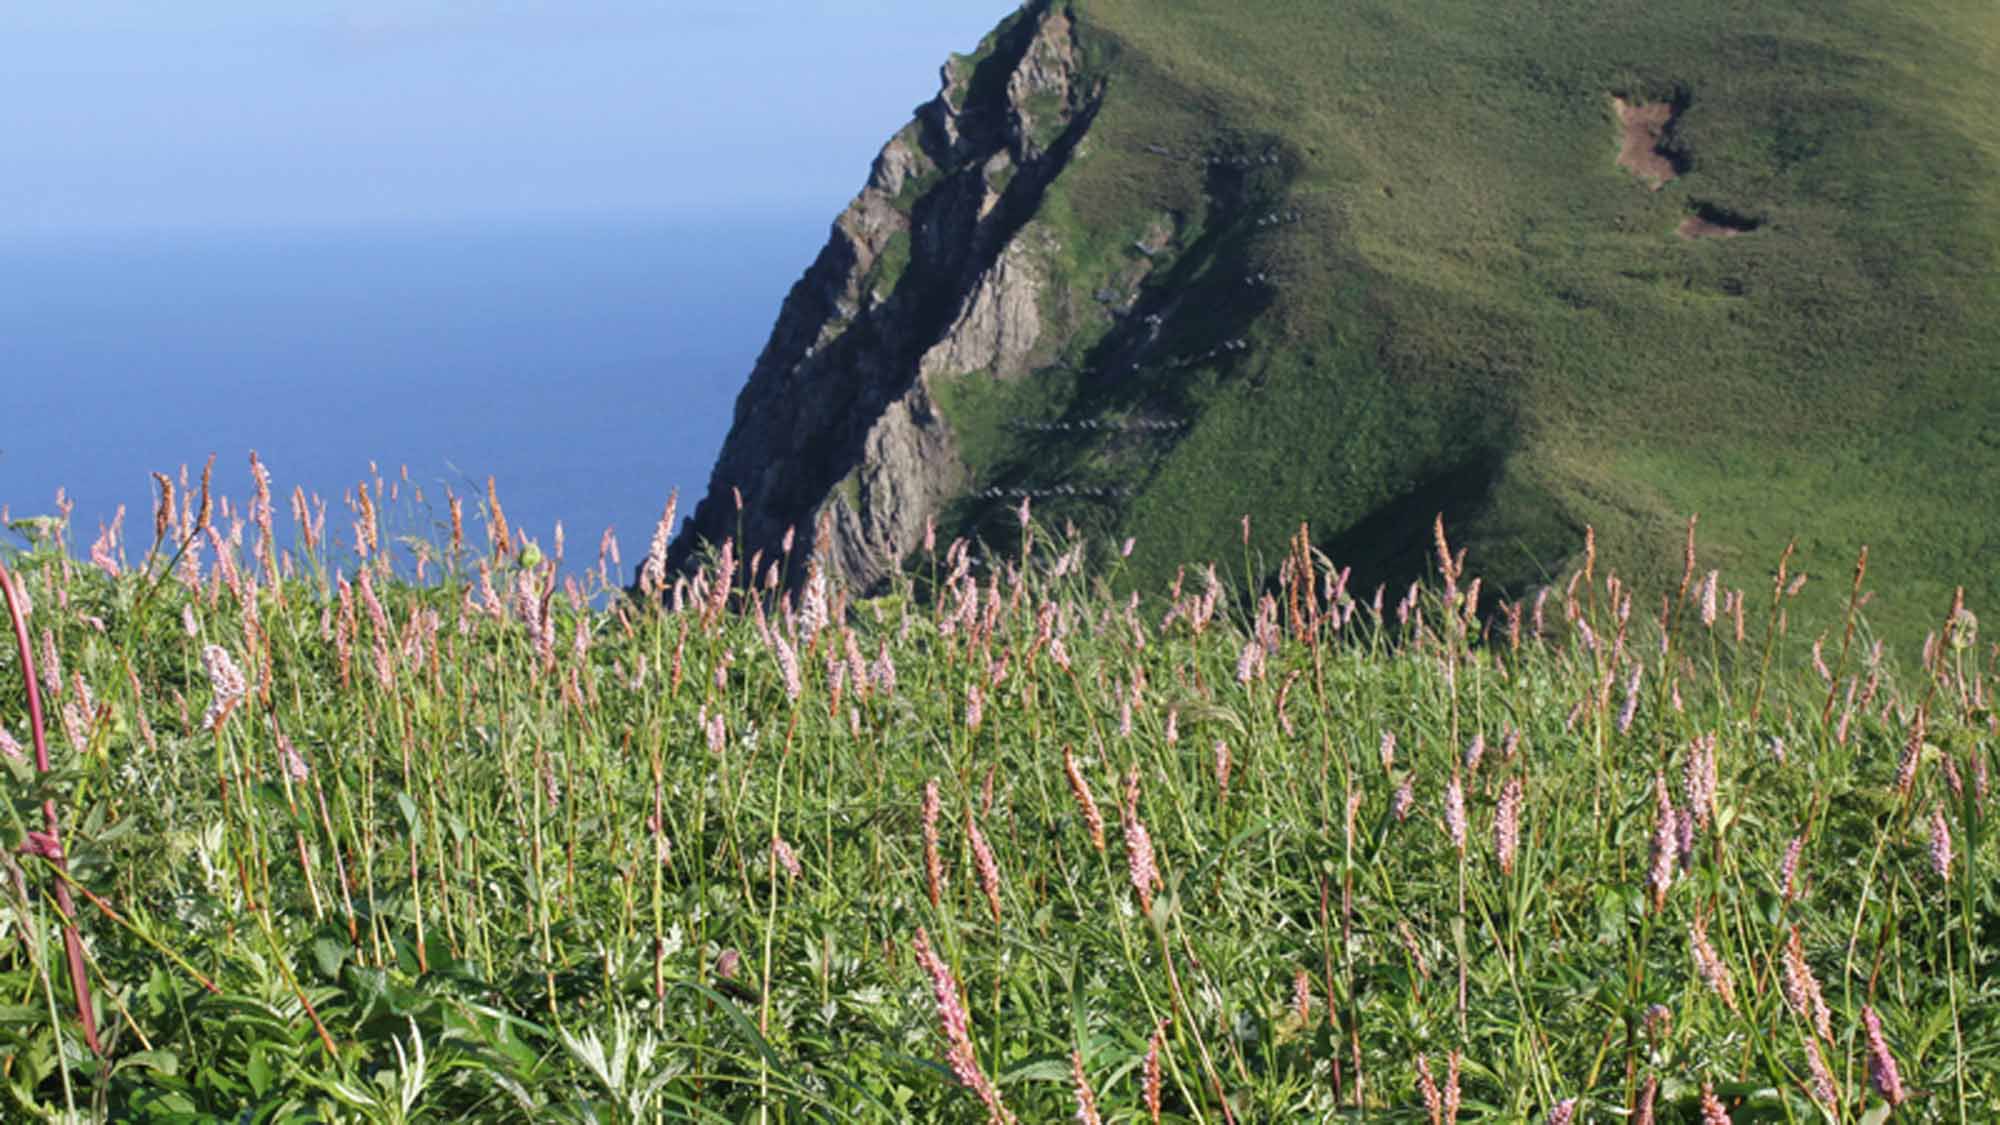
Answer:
(0, 558, 100, 1055)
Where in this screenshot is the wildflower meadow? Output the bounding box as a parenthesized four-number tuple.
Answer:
(0, 459, 1992, 1121)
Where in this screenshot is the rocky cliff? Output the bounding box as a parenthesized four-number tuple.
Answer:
(667, 2, 1102, 590)
(667, 0, 2000, 639)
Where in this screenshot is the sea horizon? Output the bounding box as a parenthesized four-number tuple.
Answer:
(0, 210, 829, 581)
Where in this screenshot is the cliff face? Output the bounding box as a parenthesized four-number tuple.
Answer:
(668, 2, 1100, 589)
(669, 0, 2000, 640)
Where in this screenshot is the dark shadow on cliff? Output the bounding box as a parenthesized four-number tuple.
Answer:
(943, 135, 1297, 563)
(660, 0, 1103, 587)
(753, 81, 1106, 575)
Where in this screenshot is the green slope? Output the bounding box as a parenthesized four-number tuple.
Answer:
(932, 0, 1999, 641)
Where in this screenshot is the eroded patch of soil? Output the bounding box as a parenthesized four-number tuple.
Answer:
(1612, 95, 1685, 190)
(1677, 201, 1761, 240)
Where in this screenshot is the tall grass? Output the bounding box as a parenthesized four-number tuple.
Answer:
(0, 465, 1992, 1121)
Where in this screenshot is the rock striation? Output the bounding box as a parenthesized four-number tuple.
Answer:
(668, 1, 1101, 591)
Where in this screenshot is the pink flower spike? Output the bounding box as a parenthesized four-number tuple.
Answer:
(1494, 777, 1523, 875)
(199, 645, 248, 731)
(922, 779, 945, 908)
(1862, 1005, 1906, 1106)
(1444, 775, 1467, 852)
(1070, 1049, 1102, 1125)
(1700, 1081, 1732, 1124)
(1143, 1019, 1166, 1124)
(1121, 769, 1161, 915)
(1930, 804, 1954, 881)
(967, 814, 1003, 924)
(911, 928, 1015, 1124)
(770, 834, 802, 881)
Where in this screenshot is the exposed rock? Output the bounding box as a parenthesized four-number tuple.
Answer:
(1006, 6, 1080, 161)
(667, 0, 1102, 592)
(918, 236, 1045, 383)
(870, 129, 930, 200)
(821, 382, 964, 589)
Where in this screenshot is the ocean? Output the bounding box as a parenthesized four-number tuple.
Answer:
(0, 214, 823, 580)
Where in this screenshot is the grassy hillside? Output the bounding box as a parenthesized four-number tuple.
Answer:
(2, 490, 1994, 1118)
(933, 0, 1999, 643)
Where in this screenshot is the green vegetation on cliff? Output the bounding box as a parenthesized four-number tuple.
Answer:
(922, 0, 1998, 643)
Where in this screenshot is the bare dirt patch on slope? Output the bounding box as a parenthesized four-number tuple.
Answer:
(1612, 95, 1685, 189)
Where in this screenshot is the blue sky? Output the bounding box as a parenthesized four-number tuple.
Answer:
(0, 2, 1013, 236)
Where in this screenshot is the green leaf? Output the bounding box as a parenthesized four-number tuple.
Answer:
(670, 981, 788, 1073)
(1915, 1002, 1955, 1060)
(312, 935, 349, 981)
(999, 1056, 1071, 1084)
(247, 1044, 274, 1098)
(116, 1049, 180, 1078)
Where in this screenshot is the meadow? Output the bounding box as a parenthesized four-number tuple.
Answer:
(0, 463, 1993, 1122)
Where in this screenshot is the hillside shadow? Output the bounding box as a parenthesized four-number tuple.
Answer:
(1316, 445, 1579, 612)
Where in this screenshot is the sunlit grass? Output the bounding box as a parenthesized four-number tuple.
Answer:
(0, 464, 1992, 1120)
(929, 0, 2000, 644)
